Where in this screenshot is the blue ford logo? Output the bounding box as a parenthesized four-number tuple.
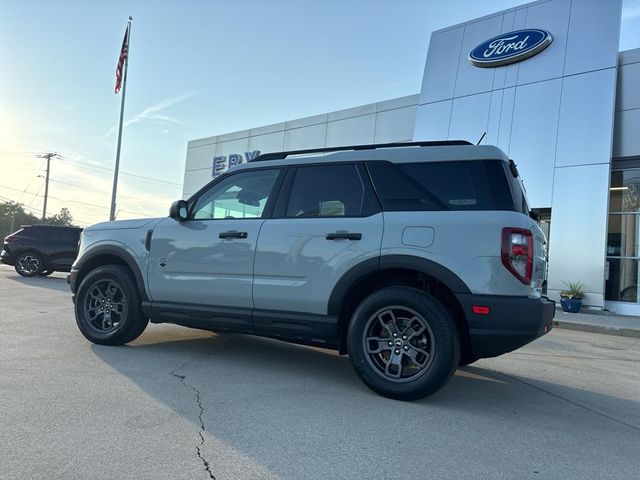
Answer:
(469, 29, 552, 68)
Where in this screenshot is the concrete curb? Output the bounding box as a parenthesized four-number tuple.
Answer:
(553, 320, 640, 338)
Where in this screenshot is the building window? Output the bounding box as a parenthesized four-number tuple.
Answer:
(605, 168, 640, 303)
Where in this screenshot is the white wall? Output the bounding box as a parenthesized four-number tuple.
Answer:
(182, 0, 638, 310)
(613, 49, 640, 159)
(413, 0, 623, 308)
(182, 94, 418, 197)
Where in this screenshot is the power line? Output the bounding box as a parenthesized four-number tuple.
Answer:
(27, 183, 45, 208)
(2, 151, 183, 189)
(17, 160, 46, 203)
(57, 156, 181, 187)
(0, 184, 39, 196)
(47, 177, 109, 192)
(0, 195, 42, 214)
(1, 188, 100, 227)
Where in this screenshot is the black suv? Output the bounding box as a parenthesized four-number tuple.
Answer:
(1, 225, 82, 277)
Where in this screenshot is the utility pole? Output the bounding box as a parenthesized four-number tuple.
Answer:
(36, 153, 59, 222)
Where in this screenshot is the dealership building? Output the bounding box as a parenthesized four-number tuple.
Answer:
(182, 0, 640, 315)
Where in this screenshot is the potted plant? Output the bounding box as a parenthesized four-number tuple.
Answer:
(560, 281, 585, 313)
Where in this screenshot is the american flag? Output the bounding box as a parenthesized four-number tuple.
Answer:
(114, 26, 129, 94)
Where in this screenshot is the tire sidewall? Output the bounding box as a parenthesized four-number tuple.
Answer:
(348, 287, 460, 400)
(14, 252, 44, 277)
(75, 265, 143, 345)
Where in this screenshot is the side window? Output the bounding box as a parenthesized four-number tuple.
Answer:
(285, 164, 373, 218)
(66, 229, 81, 243)
(42, 228, 64, 241)
(367, 161, 493, 211)
(191, 169, 280, 220)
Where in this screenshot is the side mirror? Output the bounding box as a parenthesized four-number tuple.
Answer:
(169, 200, 189, 222)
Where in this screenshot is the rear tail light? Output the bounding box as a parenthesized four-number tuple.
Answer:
(501, 227, 533, 285)
(4, 235, 17, 243)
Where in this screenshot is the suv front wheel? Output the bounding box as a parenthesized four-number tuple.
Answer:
(347, 287, 459, 400)
(75, 265, 149, 345)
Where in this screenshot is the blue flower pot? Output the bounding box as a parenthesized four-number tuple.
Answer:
(560, 298, 582, 313)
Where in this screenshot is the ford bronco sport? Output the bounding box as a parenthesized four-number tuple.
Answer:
(68, 141, 554, 400)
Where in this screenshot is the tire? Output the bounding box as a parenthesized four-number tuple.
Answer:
(75, 265, 148, 345)
(14, 252, 44, 277)
(39, 269, 54, 277)
(347, 287, 460, 401)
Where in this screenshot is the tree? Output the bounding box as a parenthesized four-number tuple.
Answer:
(45, 208, 74, 227)
(0, 201, 39, 238)
(0, 201, 77, 238)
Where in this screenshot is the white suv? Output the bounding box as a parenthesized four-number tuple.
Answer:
(68, 141, 554, 400)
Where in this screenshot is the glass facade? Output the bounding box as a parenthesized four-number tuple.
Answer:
(605, 169, 640, 303)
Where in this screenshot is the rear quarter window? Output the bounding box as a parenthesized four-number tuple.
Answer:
(366, 160, 493, 211)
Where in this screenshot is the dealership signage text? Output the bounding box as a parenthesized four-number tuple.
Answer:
(212, 151, 260, 177)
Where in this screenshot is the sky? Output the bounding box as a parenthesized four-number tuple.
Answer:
(1, 0, 640, 227)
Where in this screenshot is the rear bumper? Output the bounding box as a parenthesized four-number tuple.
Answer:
(0, 249, 13, 266)
(456, 294, 555, 359)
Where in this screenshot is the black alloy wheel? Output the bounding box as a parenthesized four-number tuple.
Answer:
(14, 253, 43, 277)
(348, 287, 460, 401)
(362, 306, 436, 382)
(83, 278, 128, 333)
(75, 265, 148, 345)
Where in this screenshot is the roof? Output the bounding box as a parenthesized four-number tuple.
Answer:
(21, 224, 82, 229)
(231, 143, 510, 172)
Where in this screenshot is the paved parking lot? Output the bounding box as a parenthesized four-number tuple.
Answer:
(1, 264, 639, 479)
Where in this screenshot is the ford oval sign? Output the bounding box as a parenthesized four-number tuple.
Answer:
(469, 29, 552, 68)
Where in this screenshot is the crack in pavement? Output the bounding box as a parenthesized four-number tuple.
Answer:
(171, 370, 216, 480)
(168, 343, 230, 480)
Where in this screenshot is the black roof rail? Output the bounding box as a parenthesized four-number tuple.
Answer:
(250, 140, 473, 162)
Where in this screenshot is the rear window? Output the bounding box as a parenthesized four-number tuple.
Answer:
(507, 168, 529, 215)
(366, 161, 493, 211)
(21, 226, 45, 236)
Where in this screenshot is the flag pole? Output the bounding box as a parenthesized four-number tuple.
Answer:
(110, 16, 133, 221)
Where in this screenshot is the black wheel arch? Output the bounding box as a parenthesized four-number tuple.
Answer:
(328, 255, 472, 355)
(72, 245, 149, 303)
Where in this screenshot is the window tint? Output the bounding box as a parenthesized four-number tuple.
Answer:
(285, 164, 372, 218)
(35, 228, 79, 242)
(505, 163, 529, 215)
(191, 169, 279, 220)
(367, 161, 492, 211)
(48, 229, 67, 241)
(24, 226, 48, 238)
(483, 160, 518, 212)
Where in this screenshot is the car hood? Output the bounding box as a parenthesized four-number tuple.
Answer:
(85, 218, 164, 231)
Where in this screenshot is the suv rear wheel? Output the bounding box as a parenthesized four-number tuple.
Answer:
(75, 265, 148, 345)
(347, 287, 459, 400)
(14, 252, 44, 277)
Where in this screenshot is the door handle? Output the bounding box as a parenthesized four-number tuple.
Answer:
(326, 232, 362, 241)
(219, 231, 248, 239)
